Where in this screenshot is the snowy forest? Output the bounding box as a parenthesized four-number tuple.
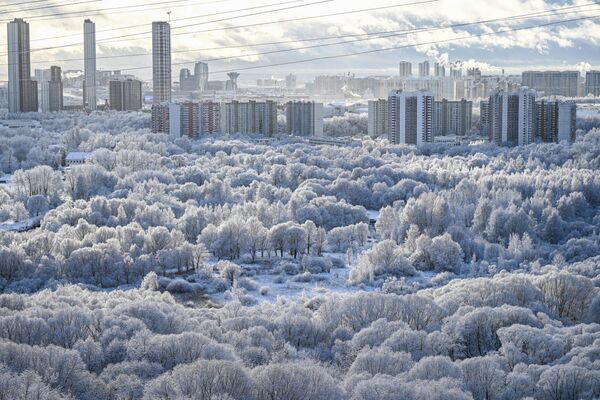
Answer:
(0, 111, 599, 399)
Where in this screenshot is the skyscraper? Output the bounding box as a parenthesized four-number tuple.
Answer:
(39, 66, 63, 112)
(286, 73, 297, 90)
(399, 61, 412, 78)
(585, 71, 600, 96)
(488, 89, 536, 146)
(195, 62, 209, 92)
(83, 19, 96, 110)
(109, 79, 142, 111)
(152, 21, 171, 103)
(388, 90, 434, 146)
(179, 68, 195, 91)
(434, 63, 445, 77)
(368, 99, 388, 138)
(419, 61, 430, 77)
(433, 99, 472, 136)
(7, 18, 38, 113)
(227, 72, 240, 92)
(286, 101, 324, 137)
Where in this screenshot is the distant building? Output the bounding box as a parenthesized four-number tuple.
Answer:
(195, 62, 209, 92)
(179, 68, 195, 91)
(418, 61, 430, 77)
(222, 100, 277, 136)
(467, 68, 482, 80)
(433, 98, 472, 136)
(83, 19, 97, 110)
(388, 90, 434, 146)
(151, 104, 170, 133)
(479, 100, 490, 137)
(8, 18, 38, 113)
(522, 71, 579, 97)
(368, 99, 388, 138)
(109, 79, 142, 111)
(286, 101, 324, 137)
(488, 89, 536, 146)
(585, 70, 600, 96)
(40, 66, 63, 112)
(152, 21, 171, 103)
(399, 61, 412, 77)
(434, 63, 445, 77)
(536, 100, 576, 143)
(286, 73, 297, 89)
(226, 72, 240, 92)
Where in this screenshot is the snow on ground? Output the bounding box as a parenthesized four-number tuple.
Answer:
(0, 216, 43, 232)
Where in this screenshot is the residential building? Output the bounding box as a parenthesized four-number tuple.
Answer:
(151, 103, 169, 133)
(399, 61, 412, 77)
(434, 63, 445, 77)
(286, 101, 324, 137)
(522, 71, 579, 97)
(39, 66, 63, 112)
(418, 61, 430, 77)
(7, 18, 38, 113)
(480, 100, 490, 137)
(536, 100, 576, 143)
(433, 98, 472, 136)
(152, 21, 171, 103)
(152, 101, 222, 137)
(388, 90, 434, 146)
(467, 68, 482, 80)
(179, 68, 195, 91)
(585, 70, 600, 96)
(368, 99, 388, 138)
(109, 79, 142, 111)
(222, 100, 277, 136)
(488, 89, 536, 146)
(83, 19, 96, 110)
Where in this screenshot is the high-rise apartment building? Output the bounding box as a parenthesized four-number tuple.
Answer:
(488, 89, 536, 146)
(195, 62, 209, 92)
(179, 68, 195, 91)
(480, 100, 490, 137)
(434, 63, 445, 77)
(388, 90, 434, 146)
(7, 18, 38, 113)
(536, 100, 576, 143)
(467, 68, 482, 80)
(222, 100, 277, 136)
(39, 66, 63, 112)
(109, 79, 142, 111)
(522, 71, 579, 97)
(418, 61, 430, 77)
(83, 19, 96, 110)
(433, 99, 472, 136)
(152, 101, 221, 137)
(286, 101, 324, 137)
(399, 61, 412, 77)
(368, 99, 388, 138)
(152, 21, 171, 103)
(585, 70, 600, 96)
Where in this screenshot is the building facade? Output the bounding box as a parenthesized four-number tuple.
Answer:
(222, 100, 277, 136)
(419, 61, 430, 77)
(286, 101, 324, 137)
(536, 100, 576, 143)
(8, 18, 38, 113)
(522, 71, 579, 97)
(368, 99, 388, 138)
(399, 61, 412, 78)
(488, 89, 536, 146)
(40, 66, 63, 112)
(433, 98, 472, 136)
(83, 19, 96, 110)
(388, 90, 434, 146)
(152, 21, 171, 103)
(109, 79, 142, 111)
(585, 71, 600, 96)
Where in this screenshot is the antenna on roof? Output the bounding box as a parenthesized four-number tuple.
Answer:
(167, 11, 171, 23)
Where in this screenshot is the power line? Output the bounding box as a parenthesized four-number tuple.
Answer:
(0, 0, 236, 23)
(13, 2, 600, 67)
(200, 14, 600, 75)
(1, 0, 49, 8)
(23, 0, 303, 43)
(0, 0, 100, 16)
(0, 0, 332, 55)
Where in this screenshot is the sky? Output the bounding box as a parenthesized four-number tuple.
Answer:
(1, 0, 600, 83)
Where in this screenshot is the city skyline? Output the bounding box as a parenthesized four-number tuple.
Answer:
(0, 0, 600, 82)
